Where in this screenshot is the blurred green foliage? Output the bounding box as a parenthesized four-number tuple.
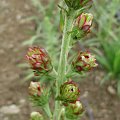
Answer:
(85, 0, 120, 95)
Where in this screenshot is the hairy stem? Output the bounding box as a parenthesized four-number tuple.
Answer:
(58, 107, 65, 120)
(58, 13, 74, 85)
(53, 11, 74, 120)
(43, 103, 52, 119)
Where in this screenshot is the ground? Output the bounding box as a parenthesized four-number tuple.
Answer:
(0, 0, 120, 120)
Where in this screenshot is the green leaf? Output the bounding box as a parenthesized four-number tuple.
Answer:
(22, 35, 40, 45)
(96, 55, 111, 71)
(30, 89, 50, 107)
(24, 73, 34, 81)
(102, 42, 115, 69)
(17, 63, 29, 68)
(100, 72, 112, 85)
(113, 50, 120, 76)
(60, 10, 64, 32)
(117, 80, 120, 96)
(30, 0, 45, 13)
(22, 16, 39, 23)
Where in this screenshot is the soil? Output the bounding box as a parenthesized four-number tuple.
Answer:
(0, 0, 120, 120)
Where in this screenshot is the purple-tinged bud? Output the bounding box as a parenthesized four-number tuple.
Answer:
(76, 13, 93, 32)
(72, 13, 93, 40)
(72, 51, 98, 73)
(28, 82, 41, 96)
(26, 47, 53, 76)
(65, 101, 84, 119)
(57, 81, 80, 103)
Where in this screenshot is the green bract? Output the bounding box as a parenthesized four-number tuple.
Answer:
(64, 0, 80, 10)
(64, 0, 93, 10)
(29, 82, 50, 106)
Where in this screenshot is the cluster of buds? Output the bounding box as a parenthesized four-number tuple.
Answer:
(72, 51, 98, 73)
(30, 112, 44, 120)
(57, 81, 80, 103)
(64, 0, 93, 10)
(65, 101, 84, 119)
(57, 81, 84, 119)
(29, 81, 50, 106)
(71, 13, 93, 41)
(25, 0, 97, 119)
(26, 47, 53, 76)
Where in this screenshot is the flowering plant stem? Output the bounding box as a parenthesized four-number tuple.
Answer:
(54, 11, 74, 120)
(26, 1, 96, 120)
(43, 103, 52, 119)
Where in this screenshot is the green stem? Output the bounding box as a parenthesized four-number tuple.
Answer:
(58, 13, 74, 85)
(53, 11, 74, 120)
(58, 107, 65, 120)
(43, 103, 52, 119)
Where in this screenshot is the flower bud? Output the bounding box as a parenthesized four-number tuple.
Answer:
(64, 0, 92, 10)
(57, 81, 80, 103)
(72, 13, 93, 40)
(29, 82, 50, 106)
(76, 13, 93, 32)
(65, 101, 84, 119)
(26, 47, 53, 76)
(30, 112, 44, 120)
(72, 51, 98, 73)
(28, 82, 41, 96)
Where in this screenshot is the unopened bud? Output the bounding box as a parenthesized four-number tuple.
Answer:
(29, 82, 41, 96)
(72, 13, 93, 40)
(26, 47, 53, 76)
(72, 51, 98, 73)
(57, 81, 80, 103)
(29, 82, 50, 106)
(65, 101, 84, 119)
(30, 112, 43, 120)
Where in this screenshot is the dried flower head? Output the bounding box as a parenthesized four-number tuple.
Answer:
(72, 51, 98, 73)
(26, 47, 53, 76)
